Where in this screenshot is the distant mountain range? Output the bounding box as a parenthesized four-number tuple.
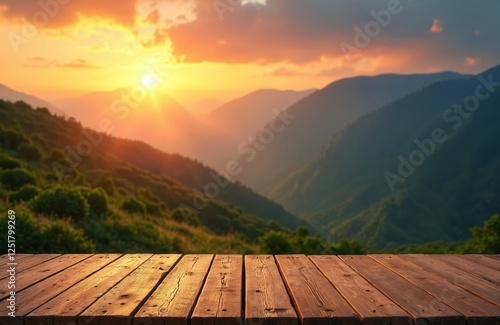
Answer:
(0, 97, 309, 237)
(3, 65, 498, 250)
(203, 88, 316, 168)
(51, 88, 317, 170)
(186, 98, 225, 115)
(233, 72, 472, 193)
(268, 65, 500, 248)
(52, 88, 203, 157)
(0, 83, 65, 116)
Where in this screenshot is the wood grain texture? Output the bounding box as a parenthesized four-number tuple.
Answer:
(401, 254, 500, 306)
(459, 255, 500, 271)
(0, 254, 90, 300)
(434, 255, 500, 285)
(135, 254, 213, 325)
(276, 255, 359, 325)
(0, 254, 122, 325)
(245, 255, 298, 325)
(26, 254, 151, 325)
(192, 255, 242, 325)
(340, 255, 465, 325)
(0, 254, 59, 280)
(309, 255, 411, 325)
(79, 254, 182, 325)
(371, 254, 500, 325)
(3, 254, 500, 324)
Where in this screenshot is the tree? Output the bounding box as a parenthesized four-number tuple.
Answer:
(30, 186, 89, 221)
(0, 168, 36, 190)
(468, 214, 500, 254)
(121, 197, 146, 215)
(8, 184, 40, 203)
(259, 230, 293, 254)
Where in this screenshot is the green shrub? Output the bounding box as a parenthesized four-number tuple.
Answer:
(0, 210, 94, 253)
(40, 220, 95, 253)
(121, 197, 146, 214)
(8, 184, 41, 203)
(78, 187, 109, 215)
(92, 173, 116, 196)
(467, 214, 500, 253)
(259, 230, 293, 254)
(18, 143, 43, 161)
(171, 208, 201, 227)
(0, 168, 36, 190)
(30, 186, 89, 220)
(0, 129, 28, 149)
(0, 155, 22, 170)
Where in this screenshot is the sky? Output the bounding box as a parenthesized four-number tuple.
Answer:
(0, 0, 499, 106)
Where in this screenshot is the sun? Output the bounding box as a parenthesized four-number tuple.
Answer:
(142, 74, 157, 88)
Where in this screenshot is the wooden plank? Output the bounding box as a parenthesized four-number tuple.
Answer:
(135, 254, 213, 325)
(79, 254, 182, 325)
(0, 254, 91, 300)
(0, 254, 60, 280)
(401, 254, 500, 306)
(0, 254, 32, 263)
(245, 255, 297, 325)
(192, 255, 242, 325)
(276, 255, 359, 325)
(0, 254, 122, 325)
(371, 254, 500, 324)
(309, 255, 411, 325)
(459, 255, 500, 271)
(434, 255, 500, 285)
(26, 254, 151, 325)
(340, 255, 465, 325)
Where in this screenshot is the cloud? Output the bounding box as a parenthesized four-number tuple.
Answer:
(156, 0, 500, 68)
(2, 0, 499, 71)
(464, 57, 479, 67)
(267, 67, 301, 76)
(429, 18, 444, 33)
(25, 57, 100, 69)
(0, 0, 137, 28)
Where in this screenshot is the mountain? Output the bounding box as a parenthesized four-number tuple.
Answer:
(206, 89, 316, 138)
(52, 88, 223, 164)
(234, 72, 472, 193)
(52, 89, 319, 170)
(0, 99, 310, 253)
(198, 89, 316, 169)
(0, 83, 65, 116)
(269, 65, 500, 248)
(186, 98, 225, 115)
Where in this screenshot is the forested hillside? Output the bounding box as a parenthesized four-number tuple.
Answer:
(269, 66, 500, 249)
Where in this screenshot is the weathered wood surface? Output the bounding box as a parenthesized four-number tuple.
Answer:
(371, 254, 500, 324)
(310, 255, 411, 325)
(0, 254, 498, 325)
(134, 254, 213, 325)
(276, 255, 359, 325)
(191, 255, 243, 325)
(245, 255, 298, 325)
(401, 254, 500, 306)
(340, 255, 465, 325)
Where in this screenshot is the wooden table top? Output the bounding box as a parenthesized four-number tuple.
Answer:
(1, 254, 499, 324)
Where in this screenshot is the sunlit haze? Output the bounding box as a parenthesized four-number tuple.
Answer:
(0, 0, 498, 106)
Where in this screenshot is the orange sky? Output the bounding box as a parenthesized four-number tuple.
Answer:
(0, 0, 497, 107)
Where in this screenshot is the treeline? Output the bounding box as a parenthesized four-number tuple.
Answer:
(0, 100, 365, 254)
